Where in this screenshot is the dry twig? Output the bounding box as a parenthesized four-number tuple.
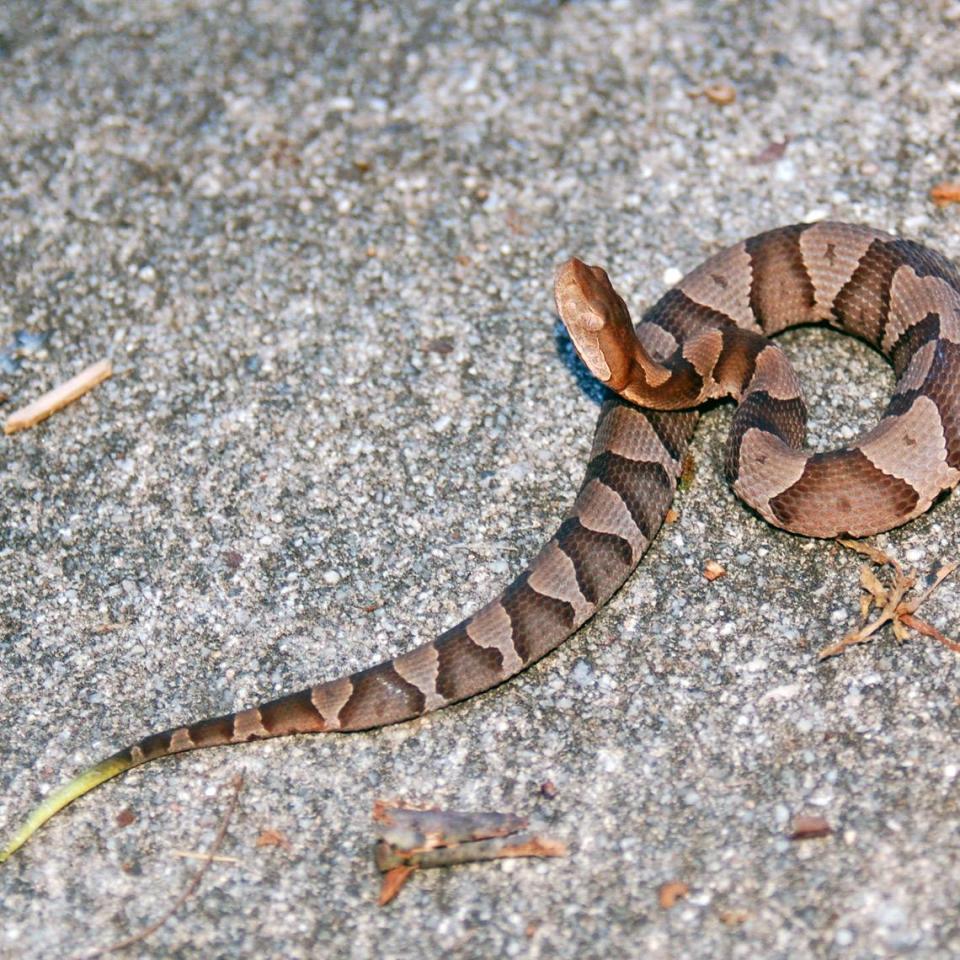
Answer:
(818, 541, 958, 659)
(169, 849, 242, 864)
(930, 182, 960, 207)
(4, 359, 112, 435)
(77, 774, 244, 959)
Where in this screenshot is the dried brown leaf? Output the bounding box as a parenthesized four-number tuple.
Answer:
(859, 563, 888, 607)
(378, 866, 415, 906)
(679, 452, 697, 489)
(899, 612, 960, 653)
(892, 617, 911, 642)
(838, 538, 896, 569)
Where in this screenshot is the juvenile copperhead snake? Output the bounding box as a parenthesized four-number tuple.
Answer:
(4, 221, 960, 862)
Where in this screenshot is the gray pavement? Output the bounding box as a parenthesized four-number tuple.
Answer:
(1, 2, 959, 958)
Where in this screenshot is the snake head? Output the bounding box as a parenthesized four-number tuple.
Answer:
(554, 258, 641, 390)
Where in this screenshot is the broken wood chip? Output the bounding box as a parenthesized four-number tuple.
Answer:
(689, 81, 736, 106)
(373, 801, 566, 904)
(817, 542, 958, 660)
(930, 182, 960, 207)
(703, 560, 726, 582)
(255, 829, 292, 850)
(788, 815, 832, 840)
(718, 908, 750, 925)
(4, 358, 112, 435)
(658, 880, 690, 909)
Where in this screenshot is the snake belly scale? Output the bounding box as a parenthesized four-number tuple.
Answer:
(2, 221, 959, 862)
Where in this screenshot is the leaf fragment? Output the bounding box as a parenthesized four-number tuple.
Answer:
(372, 801, 565, 904)
(658, 880, 690, 908)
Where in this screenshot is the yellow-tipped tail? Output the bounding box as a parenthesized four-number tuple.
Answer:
(1, 752, 135, 863)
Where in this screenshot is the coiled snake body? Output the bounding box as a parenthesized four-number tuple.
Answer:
(3, 221, 959, 862)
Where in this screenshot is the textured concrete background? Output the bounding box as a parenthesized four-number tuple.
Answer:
(1, 2, 959, 957)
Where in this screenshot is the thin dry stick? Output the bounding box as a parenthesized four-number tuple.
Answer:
(169, 849, 242, 864)
(818, 567, 915, 660)
(898, 561, 958, 617)
(4, 359, 112, 435)
(77, 774, 244, 959)
(899, 612, 960, 653)
(818, 544, 959, 660)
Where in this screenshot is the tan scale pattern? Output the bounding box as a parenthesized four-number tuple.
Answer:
(635, 320, 678, 360)
(574, 478, 647, 560)
(732, 428, 809, 517)
(465, 601, 524, 675)
(169, 728, 194, 753)
(895, 339, 937, 395)
(744, 226, 816, 335)
(858, 396, 960, 505)
(743, 344, 803, 402)
(310, 676, 354, 730)
(884, 268, 960, 352)
(799, 221, 889, 321)
(392, 644, 447, 712)
(590, 401, 679, 474)
(232, 707, 270, 741)
(526, 540, 594, 625)
(679, 241, 758, 329)
(681, 328, 725, 390)
(768, 451, 920, 538)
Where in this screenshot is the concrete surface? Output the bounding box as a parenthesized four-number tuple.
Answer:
(1, 1, 959, 957)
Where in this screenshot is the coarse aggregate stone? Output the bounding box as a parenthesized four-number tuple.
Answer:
(1, 1, 959, 958)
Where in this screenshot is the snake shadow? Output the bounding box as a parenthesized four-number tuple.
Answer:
(552, 315, 730, 419)
(552, 317, 610, 406)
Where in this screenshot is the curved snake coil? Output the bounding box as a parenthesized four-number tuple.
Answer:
(3, 221, 959, 862)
